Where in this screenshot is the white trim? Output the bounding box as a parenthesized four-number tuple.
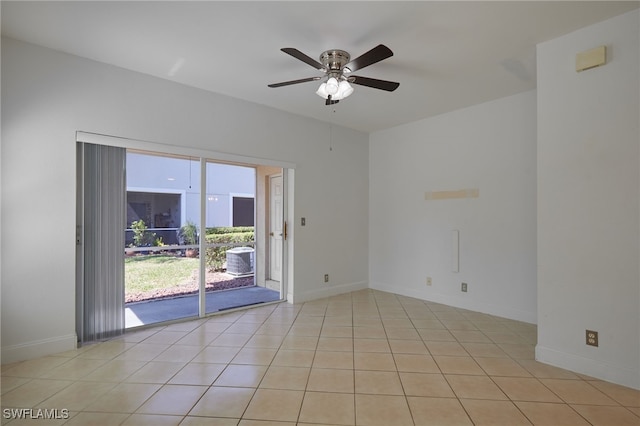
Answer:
(76, 131, 296, 169)
(291, 281, 369, 304)
(369, 280, 537, 325)
(1, 334, 77, 364)
(128, 187, 185, 195)
(199, 158, 207, 317)
(536, 345, 640, 390)
(283, 169, 294, 303)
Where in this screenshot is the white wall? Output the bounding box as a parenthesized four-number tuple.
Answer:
(1, 38, 369, 362)
(369, 91, 538, 323)
(536, 10, 639, 389)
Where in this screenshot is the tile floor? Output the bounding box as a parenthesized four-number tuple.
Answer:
(2, 289, 639, 425)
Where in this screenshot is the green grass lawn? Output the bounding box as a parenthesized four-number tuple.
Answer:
(125, 254, 199, 293)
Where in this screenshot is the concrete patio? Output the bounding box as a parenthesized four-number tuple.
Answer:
(125, 286, 281, 328)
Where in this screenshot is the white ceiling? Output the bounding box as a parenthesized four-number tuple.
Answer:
(2, 1, 638, 133)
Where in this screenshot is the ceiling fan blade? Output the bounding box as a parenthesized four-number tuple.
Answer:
(350, 76, 400, 92)
(268, 76, 322, 88)
(344, 44, 393, 73)
(281, 48, 325, 70)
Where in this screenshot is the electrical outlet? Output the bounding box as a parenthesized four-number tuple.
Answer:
(586, 330, 598, 347)
(426, 277, 432, 286)
(461, 282, 468, 292)
(324, 274, 329, 283)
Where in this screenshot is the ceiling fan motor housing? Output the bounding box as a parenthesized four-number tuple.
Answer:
(320, 49, 351, 75)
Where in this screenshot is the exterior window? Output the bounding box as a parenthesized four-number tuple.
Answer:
(233, 196, 255, 226)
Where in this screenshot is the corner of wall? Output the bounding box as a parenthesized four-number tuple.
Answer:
(536, 345, 640, 390)
(290, 280, 369, 304)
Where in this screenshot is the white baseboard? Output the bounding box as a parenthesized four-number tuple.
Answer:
(1, 334, 77, 364)
(369, 280, 537, 324)
(290, 280, 369, 304)
(536, 345, 640, 390)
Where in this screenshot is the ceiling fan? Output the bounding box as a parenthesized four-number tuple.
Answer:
(268, 44, 400, 105)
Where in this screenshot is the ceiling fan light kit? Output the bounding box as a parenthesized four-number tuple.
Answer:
(269, 44, 399, 105)
(316, 78, 354, 101)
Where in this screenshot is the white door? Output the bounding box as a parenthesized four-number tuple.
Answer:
(269, 175, 283, 282)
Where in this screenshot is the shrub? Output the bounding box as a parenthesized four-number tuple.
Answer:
(131, 219, 156, 247)
(206, 226, 254, 235)
(178, 221, 199, 245)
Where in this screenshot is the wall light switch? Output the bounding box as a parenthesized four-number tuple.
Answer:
(301, 217, 306, 226)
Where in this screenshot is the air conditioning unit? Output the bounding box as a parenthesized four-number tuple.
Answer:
(226, 247, 254, 276)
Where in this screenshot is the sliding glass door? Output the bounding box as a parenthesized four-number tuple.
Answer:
(124, 153, 201, 327)
(204, 161, 262, 314)
(77, 135, 288, 336)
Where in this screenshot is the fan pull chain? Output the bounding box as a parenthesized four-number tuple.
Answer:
(329, 108, 337, 151)
(329, 124, 333, 152)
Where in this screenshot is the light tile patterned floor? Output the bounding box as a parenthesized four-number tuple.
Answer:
(2, 289, 639, 425)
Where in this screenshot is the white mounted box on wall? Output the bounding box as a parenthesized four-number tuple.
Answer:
(576, 45, 606, 72)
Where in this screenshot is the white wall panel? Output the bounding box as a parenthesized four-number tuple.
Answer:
(536, 10, 639, 389)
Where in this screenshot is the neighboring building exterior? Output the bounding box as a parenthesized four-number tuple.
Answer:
(126, 152, 255, 245)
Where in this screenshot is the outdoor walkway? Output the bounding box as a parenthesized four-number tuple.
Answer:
(125, 286, 280, 328)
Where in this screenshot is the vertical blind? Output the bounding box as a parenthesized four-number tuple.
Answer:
(76, 143, 126, 344)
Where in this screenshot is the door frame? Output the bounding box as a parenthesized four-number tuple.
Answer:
(267, 173, 284, 284)
(76, 131, 296, 322)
